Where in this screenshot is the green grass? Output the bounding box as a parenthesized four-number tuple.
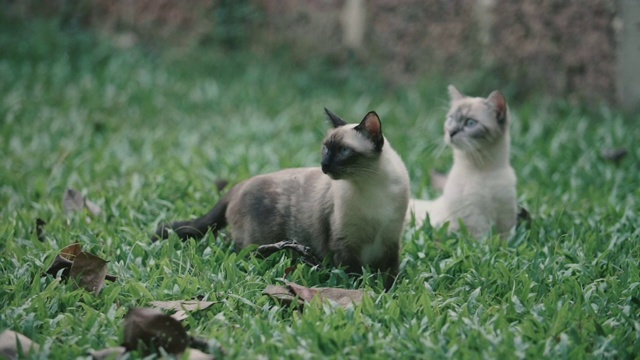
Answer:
(1, 18, 639, 359)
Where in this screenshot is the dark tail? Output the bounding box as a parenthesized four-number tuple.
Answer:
(152, 194, 230, 242)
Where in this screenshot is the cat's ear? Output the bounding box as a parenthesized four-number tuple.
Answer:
(355, 111, 384, 152)
(324, 108, 348, 128)
(487, 90, 507, 125)
(448, 85, 465, 102)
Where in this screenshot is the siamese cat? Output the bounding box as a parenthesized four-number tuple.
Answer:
(155, 109, 410, 288)
(408, 86, 517, 238)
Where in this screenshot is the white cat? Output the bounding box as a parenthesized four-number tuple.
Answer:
(408, 85, 517, 238)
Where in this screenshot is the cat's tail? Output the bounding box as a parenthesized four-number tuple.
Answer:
(152, 193, 230, 242)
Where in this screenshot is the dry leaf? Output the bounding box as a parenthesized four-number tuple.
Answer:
(69, 251, 108, 295)
(44, 243, 82, 279)
(63, 189, 85, 213)
(600, 148, 628, 163)
(60, 243, 83, 261)
(44, 255, 74, 279)
(429, 170, 448, 192)
(288, 282, 364, 308)
(0, 330, 39, 359)
(90, 346, 126, 360)
(254, 240, 322, 267)
(149, 300, 216, 312)
(263, 285, 304, 307)
(44, 244, 117, 285)
(123, 308, 189, 357)
(63, 188, 102, 219)
(517, 206, 532, 228)
(171, 310, 189, 321)
(264, 282, 364, 309)
(84, 198, 102, 217)
(186, 348, 215, 360)
(35, 218, 47, 242)
(150, 300, 216, 322)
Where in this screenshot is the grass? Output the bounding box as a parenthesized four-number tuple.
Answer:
(1, 18, 639, 359)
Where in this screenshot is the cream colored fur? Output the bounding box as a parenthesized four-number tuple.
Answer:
(408, 86, 517, 238)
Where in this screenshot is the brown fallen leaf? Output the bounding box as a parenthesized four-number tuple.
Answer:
(44, 244, 117, 284)
(90, 346, 126, 360)
(44, 254, 74, 279)
(63, 188, 102, 221)
(187, 348, 215, 360)
(123, 308, 189, 357)
(84, 198, 102, 217)
(288, 282, 364, 307)
(254, 240, 323, 267)
(516, 206, 532, 228)
(264, 285, 303, 307)
(600, 148, 628, 163)
(0, 330, 39, 359)
(91, 346, 214, 360)
(60, 243, 83, 261)
(69, 251, 108, 295)
(429, 170, 448, 192)
(63, 189, 85, 213)
(264, 282, 365, 309)
(44, 243, 83, 279)
(150, 300, 216, 312)
(35, 218, 47, 242)
(150, 300, 217, 321)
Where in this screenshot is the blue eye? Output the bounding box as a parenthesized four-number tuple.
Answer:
(339, 146, 351, 155)
(465, 118, 478, 127)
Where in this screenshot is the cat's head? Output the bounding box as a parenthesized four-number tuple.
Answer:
(320, 109, 384, 180)
(444, 85, 508, 152)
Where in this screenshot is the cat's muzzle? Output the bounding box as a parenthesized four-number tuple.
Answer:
(321, 164, 341, 180)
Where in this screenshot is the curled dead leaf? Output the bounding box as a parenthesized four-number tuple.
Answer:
(44, 244, 117, 285)
(254, 240, 322, 267)
(123, 308, 189, 356)
(60, 243, 83, 261)
(44, 243, 83, 279)
(150, 300, 217, 322)
(35, 218, 47, 242)
(264, 282, 365, 309)
(90, 346, 126, 360)
(0, 330, 39, 359)
(600, 148, 628, 163)
(516, 206, 532, 228)
(63, 189, 85, 213)
(63, 188, 102, 220)
(69, 251, 108, 295)
(84, 198, 102, 217)
(149, 300, 216, 312)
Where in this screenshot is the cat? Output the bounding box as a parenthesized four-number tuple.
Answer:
(154, 109, 410, 289)
(408, 85, 517, 238)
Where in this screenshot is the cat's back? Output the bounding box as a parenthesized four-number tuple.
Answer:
(226, 167, 334, 248)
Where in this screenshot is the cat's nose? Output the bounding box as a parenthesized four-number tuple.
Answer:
(449, 128, 461, 138)
(321, 160, 330, 174)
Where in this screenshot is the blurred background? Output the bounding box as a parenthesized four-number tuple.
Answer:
(3, 0, 638, 110)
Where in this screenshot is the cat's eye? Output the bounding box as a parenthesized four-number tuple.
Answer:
(339, 146, 351, 155)
(322, 145, 328, 156)
(465, 118, 478, 127)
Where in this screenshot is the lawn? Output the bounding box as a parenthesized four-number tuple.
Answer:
(1, 18, 639, 359)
